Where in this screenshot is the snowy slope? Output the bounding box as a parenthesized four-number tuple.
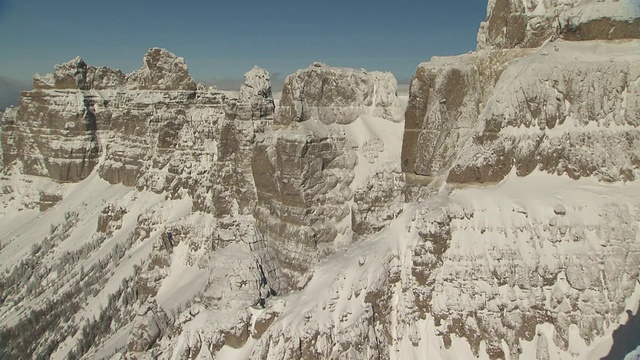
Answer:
(1, 3, 639, 358)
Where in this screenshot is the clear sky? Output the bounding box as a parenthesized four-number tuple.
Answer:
(0, 0, 487, 94)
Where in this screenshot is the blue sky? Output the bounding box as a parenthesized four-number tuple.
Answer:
(0, 0, 486, 91)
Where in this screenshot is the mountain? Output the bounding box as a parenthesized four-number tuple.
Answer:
(1, 1, 639, 359)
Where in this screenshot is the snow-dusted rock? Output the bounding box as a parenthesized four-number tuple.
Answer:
(403, 40, 640, 183)
(232, 66, 275, 121)
(127, 48, 197, 91)
(0, 88, 100, 181)
(127, 299, 170, 352)
(448, 40, 640, 183)
(51, 56, 91, 90)
(2, 2, 640, 358)
(478, 0, 640, 50)
(91, 66, 126, 90)
(277, 62, 402, 125)
(402, 48, 533, 176)
(252, 126, 358, 289)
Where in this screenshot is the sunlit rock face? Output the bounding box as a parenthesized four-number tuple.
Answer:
(276, 62, 402, 126)
(402, 40, 640, 184)
(1, 1, 640, 358)
(477, 0, 640, 50)
(394, 0, 640, 358)
(252, 63, 404, 290)
(126, 48, 197, 91)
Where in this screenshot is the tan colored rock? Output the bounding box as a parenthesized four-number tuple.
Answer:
(402, 49, 532, 177)
(3, 90, 101, 182)
(126, 48, 197, 91)
(252, 129, 356, 289)
(478, 0, 640, 50)
(448, 41, 640, 183)
(277, 62, 401, 126)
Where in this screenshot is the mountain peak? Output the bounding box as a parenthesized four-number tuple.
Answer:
(127, 48, 197, 91)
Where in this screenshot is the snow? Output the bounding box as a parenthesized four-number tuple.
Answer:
(2, 28, 640, 360)
(342, 115, 404, 189)
(211, 166, 640, 359)
(155, 241, 208, 311)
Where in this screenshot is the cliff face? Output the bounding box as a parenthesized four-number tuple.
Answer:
(2, 49, 274, 215)
(402, 40, 640, 184)
(276, 62, 402, 125)
(1, 1, 640, 359)
(252, 64, 404, 289)
(394, 1, 640, 358)
(0, 50, 408, 359)
(477, 0, 640, 50)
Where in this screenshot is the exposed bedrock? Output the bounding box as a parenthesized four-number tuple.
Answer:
(252, 130, 357, 289)
(276, 62, 402, 126)
(448, 41, 640, 183)
(478, 0, 640, 50)
(253, 63, 403, 290)
(402, 40, 640, 184)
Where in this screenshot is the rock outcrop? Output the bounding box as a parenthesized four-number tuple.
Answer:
(448, 40, 640, 183)
(127, 300, 171, 353)
(394, 1, 640, 359)
(126, 48, 197, 91)
(276, 62, 402, 125)
(401, 48, 534, 176)
(477, 0, 640, 50)
(253, 63, 404, 289)
(403, 41, 640, 184)
(2, 0, 640, 358)
(1, 85, 100, 182)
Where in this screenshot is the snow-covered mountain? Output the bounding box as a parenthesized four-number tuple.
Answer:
(1, 1, 639, 359)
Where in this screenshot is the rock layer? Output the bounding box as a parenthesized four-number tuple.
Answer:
(478, 0, 640, 50)
(277, 62, 401, 125)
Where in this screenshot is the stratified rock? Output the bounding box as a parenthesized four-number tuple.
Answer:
(402, 48, 533, 176)
(1, 88, 100, 182)
(277, 62, 401, 125)
(127, 48, 197, 91)
(0, 107, 17, 167)
(478, 0, 640, 50)
(448, 40, 640, 183)
(33, 59, 126, 91)
(52, 56, 91, 90)
(252, 127, 357, 289)
(90, 66, 126, 89)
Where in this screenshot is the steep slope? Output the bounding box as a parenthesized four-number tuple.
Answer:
(0, 1, 639, 359)
(0, 51, 408, 359)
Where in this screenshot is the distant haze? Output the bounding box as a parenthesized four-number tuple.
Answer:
(0, 76, 29, 111)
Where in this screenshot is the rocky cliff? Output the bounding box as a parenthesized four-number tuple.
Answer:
(1, 0, 639, 359)
(477, 0, 640, 50)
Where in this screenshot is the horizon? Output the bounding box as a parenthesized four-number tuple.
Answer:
(0, 0, 487, 109)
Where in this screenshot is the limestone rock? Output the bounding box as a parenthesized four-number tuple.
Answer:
(231, 66, 275, 121)
(478, 0, 640, 50)
(127, 48, 197, 91)
(91, 66, 126, 90)
(448, 41, 640, 183)
(1, 88, 100, 182)
(52, 56, 91, 90)
(402, 48, 533, 176)
(277, 62, 401, 125)
(252, 126, 357, 289)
